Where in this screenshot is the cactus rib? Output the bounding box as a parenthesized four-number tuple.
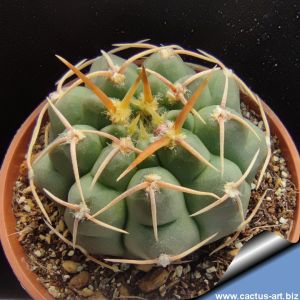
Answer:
(210, 189, 270, 255)
(105, 232, 218, 266)
(44, 188, 128, 235)
(190, 149, 260, 217)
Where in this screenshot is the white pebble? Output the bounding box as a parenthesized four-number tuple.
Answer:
(206, 266, 217, 273)
(281, 179, 287, 188)
(175, 265, 183, 277)
(235, 241, 243, 249)
(62, 275, 70, 282)
(34, 249, 44, 258)
(17, 196, 26, 204)
(23, 205, 31, 212)
(279, 217, 287, 224)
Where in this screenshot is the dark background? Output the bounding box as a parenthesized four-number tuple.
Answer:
(0, 0, 299, 298)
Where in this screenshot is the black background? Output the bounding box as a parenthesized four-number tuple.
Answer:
(0, 0, 299, 298)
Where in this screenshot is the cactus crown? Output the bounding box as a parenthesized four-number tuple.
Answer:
(28, 41, 271, 270)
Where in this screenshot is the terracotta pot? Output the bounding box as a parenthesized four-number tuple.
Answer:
(0, 95, 299, 299)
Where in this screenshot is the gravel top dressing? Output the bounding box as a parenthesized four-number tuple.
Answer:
(12, 102, 297, 299)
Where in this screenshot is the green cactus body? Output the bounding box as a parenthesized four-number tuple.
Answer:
(178, 75, 212, 111)
(144, 50, 195, 82)
(90, 144, 137, 191)
(157, 129, 211, 183)
(31, 44, 269, 265)
(207, 70, 241, 113)
(33, 154, 73, 199)
(127, 167, 187, 226)
(125, 216, 200, 259)
(48, 86, 110, 137)
(194, 105, 268, 182)
(49, 124, 103, 179)
(64, 174, 126, 256)
(186, 155, 251, 241)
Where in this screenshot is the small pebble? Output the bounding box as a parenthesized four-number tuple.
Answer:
(48, 286, 61, 298)
(62, 260, 81, 274)
(281, 171, 288, 178)
(175, 265, 183, 277)
(62, 274, 70, 282)
(69, 271, 90, 289)
(23, 205, 31, 212)
(17, 196, 26, 204)
(39, 234, 45, 241)
(235, 241, 243, 249)
(33, 249, 44, 258)
(45, 235, 51, 244)
(67, 250, 75, 257)
(229, 248, 240, 256)
(78, 287, 94, 297)
(183, 264, 191, 275)
(279, 217, 287, 224)
(138, 269, 169, 293)
(206, 266, 217, 274)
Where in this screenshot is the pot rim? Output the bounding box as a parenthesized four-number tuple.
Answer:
(0, 96, 299, 300)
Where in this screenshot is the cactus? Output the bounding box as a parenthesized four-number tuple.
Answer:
(28, 42, 271, 269)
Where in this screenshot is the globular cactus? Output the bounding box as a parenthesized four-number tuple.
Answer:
(28, 42, 271, 268)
